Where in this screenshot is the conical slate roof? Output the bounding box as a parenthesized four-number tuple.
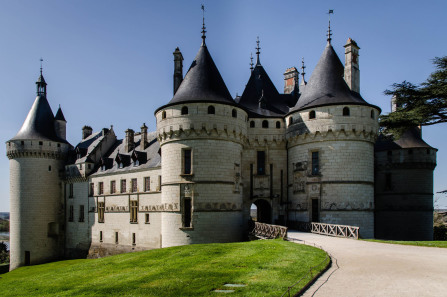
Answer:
(10, 95, 66, 143)
(375, 127, 434, 151)
(55, 106, 66, 122)
(290, 43, 369, 112)
(239, 64, 292, 116)
(165, 44, 234, 106)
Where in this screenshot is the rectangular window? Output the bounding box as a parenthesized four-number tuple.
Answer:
(131, 178, 137, 193)
(145, 213, 150, 224)
(89, 183, 94, 196)
(99, 182, 104, 195)
(183, 149, 192, 174)
(183, 198, 192, 228)
(99, 231, 103, 242)
(257, 151, 265, 175)
(68, 205, 74, 222)
(132, 233, 136, 245)
(120, 179, 126, 193)
(110, 180, 116, 194)
(130, 200, 138, 223)
(115, 232, 119, 244)
(144, 177, 150, 192)
(311, 151, 319, 175)
(157, 175, 161, 191)
(98, 202, 105, 223)
(69, 183, 74, 198)
(79, 205, 85, 222)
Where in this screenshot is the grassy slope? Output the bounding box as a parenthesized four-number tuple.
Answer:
(365, 239, 447, 248)
(0, 240, 327, 297)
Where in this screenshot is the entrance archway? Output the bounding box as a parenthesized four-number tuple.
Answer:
(251, 199, 272, 224)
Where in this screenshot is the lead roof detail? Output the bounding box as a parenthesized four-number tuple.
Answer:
(290, 42, 372, 113)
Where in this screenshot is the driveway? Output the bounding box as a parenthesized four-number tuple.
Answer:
(287, 231, 447, 297)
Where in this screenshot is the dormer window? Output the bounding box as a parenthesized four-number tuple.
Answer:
(119, 163, 123, 169)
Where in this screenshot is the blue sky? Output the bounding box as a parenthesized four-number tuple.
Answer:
(1, 0, 446, 211)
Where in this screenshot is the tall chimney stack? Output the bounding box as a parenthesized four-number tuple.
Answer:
(173, 47, 184, 95)
(283, 67, 299, 94)
(344, 38, 360, 93)
(140, 123, 148, 150)
(125, 129, 135, 153)
(82, 125, 92, 140)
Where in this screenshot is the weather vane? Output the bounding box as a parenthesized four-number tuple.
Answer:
(40, 58, 43, 75)
(327, 10, 334, 42)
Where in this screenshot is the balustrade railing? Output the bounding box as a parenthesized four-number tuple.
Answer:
(311, 222, 359, 239)
(250, 222, 288, 239)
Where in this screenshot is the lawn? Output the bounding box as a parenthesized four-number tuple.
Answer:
(365, 239, 447, 248)
(0, 239, 328, 296)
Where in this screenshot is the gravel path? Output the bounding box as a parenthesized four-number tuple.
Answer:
(287, 231, 447, 297)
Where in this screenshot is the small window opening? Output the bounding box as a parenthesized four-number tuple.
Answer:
(289, 117, 293, 125)
(257, 151, 266, 175)
(57, 143, 61, 147)
(426, 149, 430, 155)
(132, 233, 136, 245)
(250, 121, 255, 128)
(39, 141, 43, 145)
(343, 107, 350, 116)
(232, 109, 237, 118)
(276, 121, 280, 129)
(145, 213, 150, 224)
(311, 151, 319, 175)
(309, 110, 316, 119)
(21, 141, 24, 145)
(262, 120, 269, 128)
(183, 149, 192, 174)
(208, 106, 215, 114)
(370, 110, 374, 119)
(115, 232, 119, 244)
(162, 111, 166, 119)
(48, 165, 52, 172)
(181, 106, 188, 115)
(99, 231, 103, 242)
(385, 173, 392, 190)
(408, 149, 413, 155)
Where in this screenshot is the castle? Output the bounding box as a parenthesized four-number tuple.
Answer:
(6, 23, 437, 271)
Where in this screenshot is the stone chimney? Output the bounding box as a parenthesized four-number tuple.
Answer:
(125, 129, 135, 153)
(283, 67, 298, 94)
(173, 47, 184, 95)
(140, 123, 148, 150)
(344, 38, 360, 93)
(82, 125, 92, 140)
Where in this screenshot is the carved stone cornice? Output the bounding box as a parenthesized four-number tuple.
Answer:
(6, 149, 67, 160)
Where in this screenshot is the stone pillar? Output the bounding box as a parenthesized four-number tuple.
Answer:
(283, 67, 298, 94)
(173, 47, 184, 95)
(344, 38, 360, 93)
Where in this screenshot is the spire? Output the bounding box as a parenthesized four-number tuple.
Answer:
(256, 37, 261, 65)
(201, 4, 206, 46)
(250, 53, 254, 71)
(300, 57, 307, 85)
(327, 10, 334, 43)
(36, 58, 47, 97)
(55, 105, 66, 122)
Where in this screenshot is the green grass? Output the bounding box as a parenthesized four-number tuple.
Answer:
(365, 239, 447, 248)
(0, 239, 328, 296)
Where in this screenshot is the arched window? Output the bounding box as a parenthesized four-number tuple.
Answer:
(250, 121, 255, 128)
(343, 107, 350, 116)
(208, 106, 215, 114)
(232, 109, 237, 118)
(309, 110, 316, 119)
(162, 111, 166, 119)
(262, 120, 269, 128)
(289, 117, 293, 125)
(276, 121, 281, 129)
(370, 110, 374, 119)
(181, 106, 188, 115)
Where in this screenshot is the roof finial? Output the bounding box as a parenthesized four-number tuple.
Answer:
(201, 4, 206, 45)
(40, 58, 43, 75)
(327, 9, 334, 43)
(300, 57, 307, 85)
(250, 53, 254, 71)
(256, 37, 261, 65)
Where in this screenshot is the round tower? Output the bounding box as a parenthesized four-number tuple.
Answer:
(286, 39, 380, 238)
(155, 31, 247, 247)
(374, 127, 437, 240)
(6, 72, 70, 270)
